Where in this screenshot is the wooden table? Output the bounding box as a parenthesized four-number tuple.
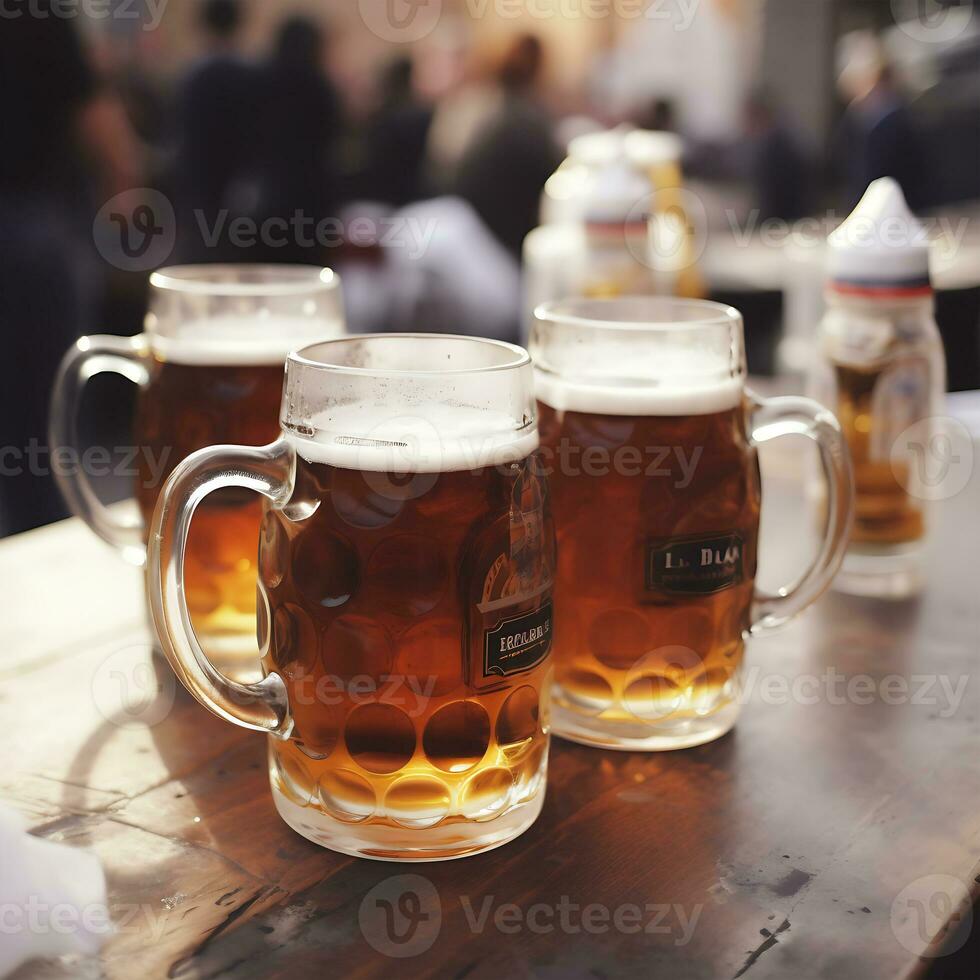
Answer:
(4, 435, 979, 980)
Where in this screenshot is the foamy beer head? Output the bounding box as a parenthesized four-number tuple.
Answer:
(531, 295, 745, 417)
(146, 264, 344, 364)
(137, 265, 344, 469)
(281, 334, 538, 473)
(134, 265, 345, 660)
(530, 297, 761, 752)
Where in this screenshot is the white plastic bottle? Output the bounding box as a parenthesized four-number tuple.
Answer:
(808, 177, 946, 598)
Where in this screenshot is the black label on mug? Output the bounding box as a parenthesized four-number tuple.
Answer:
(484, 601, 553, 678)
(646, 534, 744, 596)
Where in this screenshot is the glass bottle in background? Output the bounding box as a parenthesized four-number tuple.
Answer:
(523, 127, 702, 343)
(808, 178, 946, 598)
(578, 154, 654, 299)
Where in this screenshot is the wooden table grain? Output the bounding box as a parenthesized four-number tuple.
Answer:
(3, 437, 979, 980)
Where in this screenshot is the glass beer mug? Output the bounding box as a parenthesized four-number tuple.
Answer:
(49, 265, 344, 674)
(148, 335, 555, 860)
(531, 297, 854, 751)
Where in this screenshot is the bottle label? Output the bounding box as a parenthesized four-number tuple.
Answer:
(484, 601, 553, 678)
(646, 533, 744, 596)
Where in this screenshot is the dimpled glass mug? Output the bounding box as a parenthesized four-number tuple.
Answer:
(531, 297, 854, 751)
(50, 265, 345, 678)
(149, 335, 555, 860)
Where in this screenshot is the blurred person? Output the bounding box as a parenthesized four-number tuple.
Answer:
(425, 41, 502, 190)
(743, 90, 810, 222)
(251, 16, 343, 264)
(172, 0, 258, 262)
(0, 6, 140, 535)
(116, 32, 172, 154)
(360, 56, 433, 208)
(453, 34, 562, 258)
(834, 30, 926, 211)
(909, 31, 980, 207)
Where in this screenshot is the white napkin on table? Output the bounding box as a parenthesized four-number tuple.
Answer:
(0, 804, 108, 977)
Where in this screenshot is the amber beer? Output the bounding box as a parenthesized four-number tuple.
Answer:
(531, 297, 853, 751)
(537, 381, 760, 744)
(260, 444, 553, 848)
(134, 353, 286, 648)
(49, 266, 344, 673)
(831, 360, 925, 544)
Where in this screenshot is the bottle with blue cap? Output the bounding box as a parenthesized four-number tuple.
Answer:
(808, 177, 946, 598)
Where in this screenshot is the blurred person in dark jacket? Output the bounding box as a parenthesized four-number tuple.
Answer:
(454, 34, 561, 259)
(172, 0, 259, 262)
(744, 91, 810, 222)
(251, 16, 343, 264)
(834, 31, 927, 211)
(360, 56, 433, 208)
(0, 4, 139, 535)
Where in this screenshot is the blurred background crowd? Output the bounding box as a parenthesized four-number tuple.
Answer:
(1, 0, 979, 536)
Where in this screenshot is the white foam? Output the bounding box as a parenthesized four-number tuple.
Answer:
(533, 346, 743, 416)
(152, 315, 344, 366)
(286, 403, 539, 473)
(534, 370, 743, 416)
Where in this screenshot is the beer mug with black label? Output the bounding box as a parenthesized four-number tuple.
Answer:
(531, 297, 853, 750)
(148, 334, 554, 860)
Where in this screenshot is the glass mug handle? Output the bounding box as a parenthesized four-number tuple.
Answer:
(147, 438, 295, 735)
(49, 334, 151, 565)
(746, 392, 854, 635)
